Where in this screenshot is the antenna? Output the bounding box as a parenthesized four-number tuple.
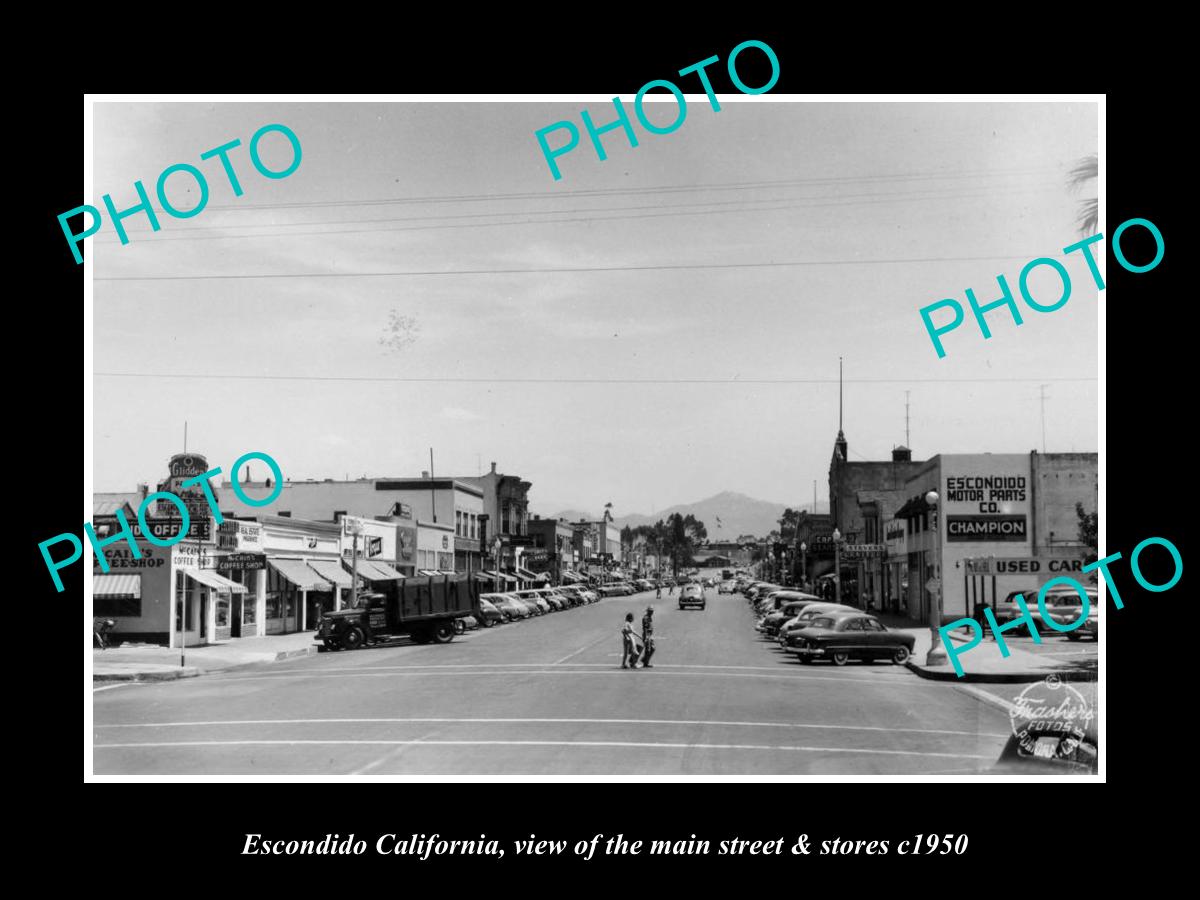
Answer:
(1039, 385, 1049, 453)
(183, 421, 188, 453)
(430, 448, 437, 522)
(905, 390, 911, 448)
(838, 357, 844, 433)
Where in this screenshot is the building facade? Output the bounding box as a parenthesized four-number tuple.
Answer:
(894, 451, 1098, 623)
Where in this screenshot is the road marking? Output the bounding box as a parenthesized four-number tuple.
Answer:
(551, 633, 614, 666)
(272, 662, 912, 674)
(93, 738, 992, 760)
(94, 716, 1007, 738)
(206, 669, 947, 688)
(93, 683, 145, 693)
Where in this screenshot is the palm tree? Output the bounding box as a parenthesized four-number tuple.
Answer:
(1069, 155, 1098, 237)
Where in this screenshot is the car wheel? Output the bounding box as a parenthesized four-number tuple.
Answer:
(323, 638, 341, 652)
(453, 618, 466, 635)
(341, 627, 365, 651)
(831, 650, 849, 666)
(483, 616, 495, 628)
(892, 646, 911, 664)
(433, 621, 456, 643)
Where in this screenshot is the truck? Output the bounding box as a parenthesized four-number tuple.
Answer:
(315, 573, 479, 650)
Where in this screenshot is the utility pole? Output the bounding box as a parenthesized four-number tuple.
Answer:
(429, 448, 437, 522)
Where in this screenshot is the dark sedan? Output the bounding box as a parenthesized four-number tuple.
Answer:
(785, 611, 916, 665)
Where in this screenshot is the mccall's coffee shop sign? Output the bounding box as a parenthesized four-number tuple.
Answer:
(942, 455, 1030, 544)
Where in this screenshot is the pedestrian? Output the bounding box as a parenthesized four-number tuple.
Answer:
(641, 606, 656, 668)
(656, 583, 662, 600)
(621, 612, 642, 669)
(93, 617, 115, 650)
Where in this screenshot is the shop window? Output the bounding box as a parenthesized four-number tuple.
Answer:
(266, 593, 283, 619)
(215, 597, 230, 628)
(243, 593, 257, 626)
(96, 596, 141, 617)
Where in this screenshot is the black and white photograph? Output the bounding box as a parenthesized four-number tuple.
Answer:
(81, 93, 1106, 780)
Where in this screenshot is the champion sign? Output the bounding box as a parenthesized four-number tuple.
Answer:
(946, 515, 1027, 542)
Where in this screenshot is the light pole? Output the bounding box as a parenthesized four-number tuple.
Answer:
(925, 490, 948, 665)
(800, 542, 807, 590)
(346, 519, 363, 610)
(833, 528, 843, 605)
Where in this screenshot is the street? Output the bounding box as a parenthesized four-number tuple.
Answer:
(94, 587, 1016, 776)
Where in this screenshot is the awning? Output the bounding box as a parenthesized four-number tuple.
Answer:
(353, 560, 404, 581)
(473, 572, 495, 583)
(184, 568, 247, 594)
(269, 558, 328, 591)
(307, 559, 357, 588)
(483, 570, 519, 584)
(516, 567, 542, 580)
(418, 569, 442, 577)
(94, 574, 141, 599)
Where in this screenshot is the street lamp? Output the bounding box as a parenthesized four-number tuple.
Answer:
(346, 518, 364, 610)
(800, 542, 807, 589)
(833, 528, 843, 605)
(925, 490, 948, 665)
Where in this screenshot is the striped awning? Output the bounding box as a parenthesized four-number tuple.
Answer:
(516, 567, 542, 581)
(483, 570, 519, 584)
(93, 574, 141, 599)
(354, 560, 404, 581)
(184, 568, 247, 594)
(307, 559, 357, 588)
(269, 558, 328, 591)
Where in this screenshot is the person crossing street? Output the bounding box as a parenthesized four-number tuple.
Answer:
(640, 606, 656, 668)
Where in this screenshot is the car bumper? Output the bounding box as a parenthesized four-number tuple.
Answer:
(790, 645, 825, 657)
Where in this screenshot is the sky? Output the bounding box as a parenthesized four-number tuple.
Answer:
(91, 99, 1099, 517)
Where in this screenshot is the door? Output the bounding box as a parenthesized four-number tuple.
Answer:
(231, 594, 242, 638)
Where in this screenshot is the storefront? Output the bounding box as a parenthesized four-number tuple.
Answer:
(258, 516, 345, 634)
(339, 514, 407, 594)
(416, 520, 456, 573)
(895, 452, 1096, 622)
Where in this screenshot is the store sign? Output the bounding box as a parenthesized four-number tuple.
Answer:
(369, 536, 383, 557)
(168, 454, 209, 479)
(96, 514, 211, 542)
(217, 520, 262, 550)
(965, 556, 1085, 576)
(885, 522, 905, 541)
(216, 552, 266, 572)
(397, 527, 416, 561)
(947, 515, 1028, 542)
(946, 473, 1027, 515)
(441, 535, 449, 550)
(843, 543, 887, 558)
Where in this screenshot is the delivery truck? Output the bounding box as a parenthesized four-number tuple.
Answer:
(315, 573, 478, 650)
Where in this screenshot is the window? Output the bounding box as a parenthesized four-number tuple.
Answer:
(215, 596, 230, 628)
(456, 510, 464, 537)
(96, 596, 140, 617)
(175, 571, 186, 631)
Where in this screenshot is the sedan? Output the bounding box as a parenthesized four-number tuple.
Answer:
(516, 591, 553, 614)
(776, 603, 857, 644)
(484, 593, 528, 621)
(993, 587, 1098, 636)
(785, 611, 916, 665)
(476, 598, 505, 627)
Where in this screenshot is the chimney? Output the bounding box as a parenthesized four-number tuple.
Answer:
(243, 464, 251, 484)
(421, 470, 430, 478)
(490, 461, 497, 474)
(137, 483, 149, 499)
(892, 445, 912, 462)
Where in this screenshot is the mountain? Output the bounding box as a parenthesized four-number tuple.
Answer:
(546, 492, 824, 541)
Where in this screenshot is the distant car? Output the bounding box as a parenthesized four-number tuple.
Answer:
(718, 580, 735, 594)
(555, 586, 586, 606)
(759, 598, 827, 636)
(534, 589, 566, 611)
(635, 579, 654, 592)
(785, 611, 916, 665)
(679, 583, 706, 610)
(597, 584, 628, 597)
(453, 614, 480, 634)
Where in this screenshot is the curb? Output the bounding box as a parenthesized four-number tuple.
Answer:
(273, 647, 317, 661)
(904, 660, 1063, 683)
(93, 668, 200, 683)
(952, 683, 1018, 716)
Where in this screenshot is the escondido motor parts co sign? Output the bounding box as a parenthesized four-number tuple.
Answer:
(945, 471, 1029, 542)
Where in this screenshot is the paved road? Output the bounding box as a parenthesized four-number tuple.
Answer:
(94, 589, 1015, 775)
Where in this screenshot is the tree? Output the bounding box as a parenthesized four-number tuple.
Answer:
(1069, 155, 1098, 237)
(778, 508, 800, 541)
(658, 512, 707, 577)
(1076, 501, 1098, 568)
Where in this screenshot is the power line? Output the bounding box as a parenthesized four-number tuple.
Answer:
(93, 183, 1059, 245)
(93, 254, 1040, 281)
(95, 372, 1098, 385)
(116, 164, 1062, 215)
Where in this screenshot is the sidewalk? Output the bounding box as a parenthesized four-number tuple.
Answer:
(92, 631, 318, 682)
(876, 615, 1072, 683)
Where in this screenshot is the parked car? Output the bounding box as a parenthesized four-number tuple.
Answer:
(555, 586, 585, 606)
(597, 584, 628, 597)
(514, 591, 550, 615)
(635, 579, 655, 592)
(679, 583, 706, 610)
(534, 589, 566, 611)
(777, 603, 858, 644)
(476, 597, 504, 627)
(994, 587, 1099, 637)
(759, 598, 829, 636)
(485, 593, 529, 621)
(784, 610, 916, 665)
